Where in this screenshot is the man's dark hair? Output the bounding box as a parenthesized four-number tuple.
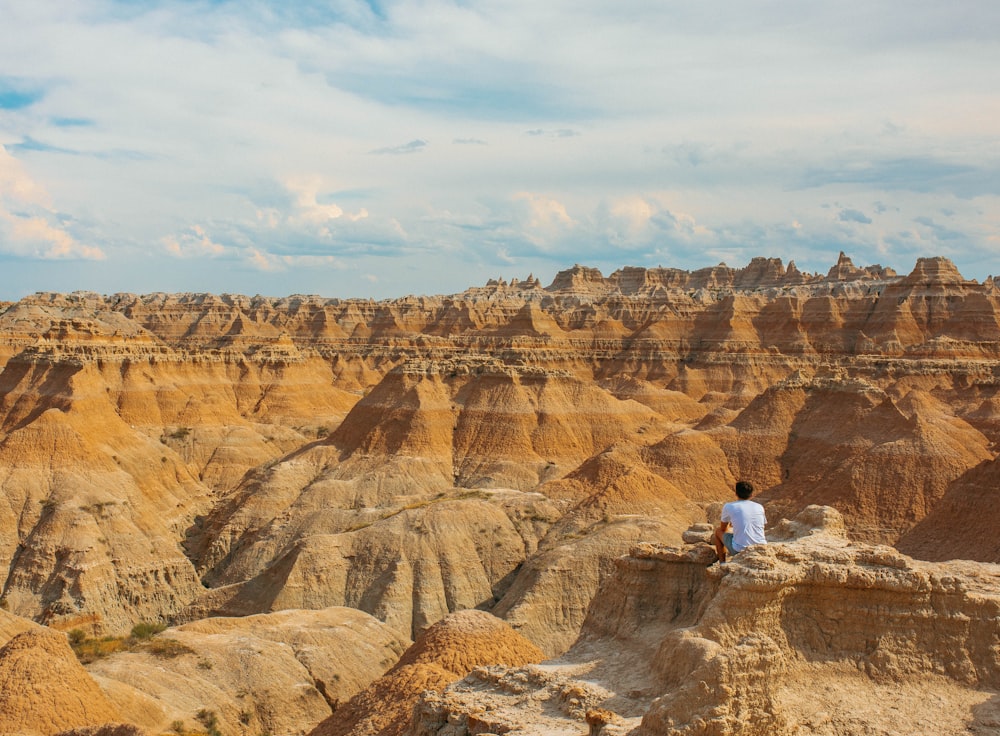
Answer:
(735, 480, 754, 499)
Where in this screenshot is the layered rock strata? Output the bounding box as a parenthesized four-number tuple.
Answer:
(2, 253, 1000, 643)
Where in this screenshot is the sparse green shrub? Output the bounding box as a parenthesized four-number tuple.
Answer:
(196, 708, 222, 736)
(69, 634, 127, 663)
(131, 621, 167, 640)
(68, 621, 194, 664)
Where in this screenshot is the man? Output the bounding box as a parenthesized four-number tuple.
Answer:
(714, 480, 766, 563)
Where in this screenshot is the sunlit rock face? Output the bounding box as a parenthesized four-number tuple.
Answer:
(0, 628, 122, 735)
(1, 254, 999, 648)
(87, 607, 411, 736)
(2, 254, 1000, 735)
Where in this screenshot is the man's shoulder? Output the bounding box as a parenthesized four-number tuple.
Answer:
(726, 499, 764, 513)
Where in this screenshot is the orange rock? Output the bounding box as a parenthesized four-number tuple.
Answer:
(0, 629, 121, 735)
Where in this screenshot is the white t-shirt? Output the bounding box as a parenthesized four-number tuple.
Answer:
(721, 499, 767, 552)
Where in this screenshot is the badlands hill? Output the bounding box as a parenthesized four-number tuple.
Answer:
(1, 253, 1000, 733)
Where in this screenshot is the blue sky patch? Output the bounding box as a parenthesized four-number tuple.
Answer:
(51, 117, 95, 128)
(8, 137, 76, 155)
(0, 79, 44, 110)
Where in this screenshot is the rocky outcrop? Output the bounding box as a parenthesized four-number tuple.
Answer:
(0, 628, 121, 736)
(3, 254, 1000, 735)
(716, 370, 993, 544)
(0, 606, 42, 647)
(309, 609, 544, 736)
(182, 487, 559, 640)
(411, 507, 1000, 736)
(88, 607, 409, 736)
(182, 360, 665, 642)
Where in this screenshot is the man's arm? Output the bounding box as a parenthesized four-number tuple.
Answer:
(713, 520, 730, 562)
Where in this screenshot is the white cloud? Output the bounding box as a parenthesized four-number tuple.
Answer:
(513, 192, 574, 234)
(246, 248, 280, 272)
(282, 176, 369, 226)
(0, 146, 52, 206)
(0, 145, 104, 260)
(161, 225, 227, 258)
(0, 209, 104, 260)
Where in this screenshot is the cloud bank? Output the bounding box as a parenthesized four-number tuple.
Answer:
(0, 0, 997, 297)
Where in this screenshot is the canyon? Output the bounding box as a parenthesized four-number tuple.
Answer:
(1, 253, 1000, 735)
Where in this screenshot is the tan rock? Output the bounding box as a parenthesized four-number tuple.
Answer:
(186, 489, 557, 641)
(88, 607, 409, 736)
(3, 255, 1000, 736)
(717, 375, 992, 545)
(0, 607, 42, 647)
(411, 506, 1000, 736)
(0, 628, 121, 736)
(310, 609, 543, 736)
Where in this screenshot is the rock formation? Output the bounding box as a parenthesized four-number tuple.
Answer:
(411, 507, 1000, 735)
(0, 605, 42, 646)
(1, 254, 1000, 734)
(0, 628, 121, 735)
(309, 609, 544, 736)
(87, 607, 409, 736)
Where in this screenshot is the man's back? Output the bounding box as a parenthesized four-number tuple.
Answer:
(721, 499, 767, 552)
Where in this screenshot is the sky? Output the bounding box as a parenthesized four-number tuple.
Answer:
(0, 0, 998, 299)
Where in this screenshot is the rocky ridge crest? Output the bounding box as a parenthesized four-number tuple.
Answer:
(2, 254, 1000, 734)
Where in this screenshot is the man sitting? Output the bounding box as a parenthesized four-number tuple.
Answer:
(714, 480, 766, 563)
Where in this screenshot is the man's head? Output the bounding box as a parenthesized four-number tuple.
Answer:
(735, 480, 754, 499)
